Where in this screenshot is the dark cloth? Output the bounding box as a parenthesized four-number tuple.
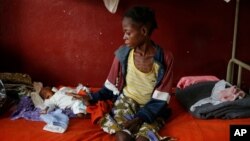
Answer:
(176, 81, 217, 110)
(0, 72, 34, 115)
(193, 95, 250, 119)
(0, 81, 20, 115)
(176, 81, 250, 119)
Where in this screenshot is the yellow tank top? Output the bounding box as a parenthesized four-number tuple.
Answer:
(123, 49, 159, 105)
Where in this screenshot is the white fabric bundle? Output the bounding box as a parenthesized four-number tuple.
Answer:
(103, 0, 119, 14)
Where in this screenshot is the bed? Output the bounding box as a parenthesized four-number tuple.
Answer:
(0, 76, 250, 141)
(0, 86, 250, 141)
(1, 0, 250, 141)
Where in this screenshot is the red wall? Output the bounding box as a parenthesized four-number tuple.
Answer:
(0, 0, 249, 89)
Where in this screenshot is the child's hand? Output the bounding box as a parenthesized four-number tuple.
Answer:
(66, 92, 78, 97)
(67, 92, 90, 106)
(81, 95, 91, 106)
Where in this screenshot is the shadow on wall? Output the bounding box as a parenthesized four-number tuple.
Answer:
(0, 0, 23, 73)
(0, 0, 58, 84)
(28, 69, 61, 87)
(0, 46, 23, 72)
(0, 45, 62, 86)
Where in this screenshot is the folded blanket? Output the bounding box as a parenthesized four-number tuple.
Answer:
(176, 81, 250, 119)
(193, 95, 250, 119)
(40, 109, 69, 133)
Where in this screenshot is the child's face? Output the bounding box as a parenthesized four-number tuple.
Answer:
(122, 17, 146, 48)
(40, 87, 53, 99)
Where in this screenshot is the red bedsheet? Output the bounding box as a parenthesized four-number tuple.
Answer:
(1, 95, 250, 141)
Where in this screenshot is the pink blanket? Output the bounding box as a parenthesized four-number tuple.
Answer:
(177, 75, 219, 89)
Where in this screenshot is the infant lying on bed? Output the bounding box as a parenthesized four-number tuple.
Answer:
(39, 86, 88, 118)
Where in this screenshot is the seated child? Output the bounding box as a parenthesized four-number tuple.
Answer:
(39, 86, 88, 117)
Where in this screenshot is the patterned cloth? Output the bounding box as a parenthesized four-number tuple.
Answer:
(99, 94, 172, 141)
(0, 73, 32, 85)
(11, 96, 42, 121)
(11, 96, 76, 121)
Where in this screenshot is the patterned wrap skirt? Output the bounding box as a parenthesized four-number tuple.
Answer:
(99, 94, 173, 141)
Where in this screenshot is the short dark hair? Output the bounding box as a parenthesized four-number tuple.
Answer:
(123, 6, 158, 35)
(39, 86, 51, 99)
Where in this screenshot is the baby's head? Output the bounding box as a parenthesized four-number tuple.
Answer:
(39, 87, 54, 99)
